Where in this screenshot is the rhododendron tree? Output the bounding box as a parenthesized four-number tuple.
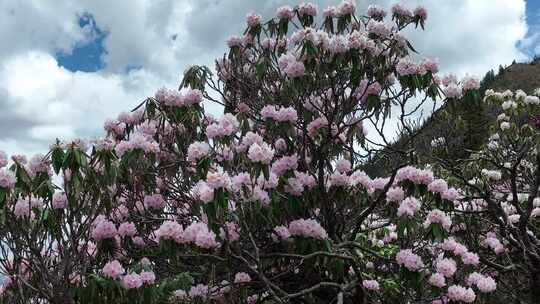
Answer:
(0, 2, 506, 303)
(428, 88, 540, 303)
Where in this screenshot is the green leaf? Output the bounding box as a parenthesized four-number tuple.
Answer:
(51, 147, 64, 174)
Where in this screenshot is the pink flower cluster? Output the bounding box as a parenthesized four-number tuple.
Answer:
(183, 222, 219, 249)
(144, 193, 166, 209)
(391, 4, 413, 18)
(284, 171, 316, 196)
(395, 249, 424, 271)
(362, 279, 379, 291)
(102, 260, 125, 278)
(14, 196, 43, 218)
(52, 192, 68, 209)
(436, 258, 457, 277)
(234, 272, 251, 283)
(155, 88, 202, 107)
(386, 187, 405, 202)
(273, 225, 291, 239)
(219, 222, 240, 241)
(247, 142, 275, 164)
(467, 272, 496, 293)
(206, 168, 231, 189)
(91, 219, 117, 240)
(206, 113, 239, 139)
(0, 169, 16, 189)
(395, 166, 434, 185)
(278, 53, 305, 78)
(482, 232, 505, 254)
(298, 2, 318, 17)
(118, 222, 137, 237)
(246, 12, 261, 27)
(155, 220, 184, 242)
(427, 179, 448, 194)
(447, 285, 476, 303)
(288, 218, 328, 240)
(428, 273, 446, 288)
(367, 5, 386, 19)
(271, 155, 298, 176)
(367, 20, 391, 38)
(115, 133, 159, 157)
(397, 196, 422, 217)
(276, 5, 294, 20)
(122, 273, 143, 289)
(423, 209, 452, 231)
(440, 238, 480, 266)
(260, 105, 298, 123)
(187, 141, 210, 162)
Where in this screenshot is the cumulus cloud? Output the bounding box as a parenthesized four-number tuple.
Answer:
(0, 0, 529, 155)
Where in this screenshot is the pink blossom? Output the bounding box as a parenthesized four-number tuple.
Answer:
(183, 222, 219, 249)
(424, 209, 452, 231)
(227, 35, 243, 47)
(122, 273, 143, 289)
(391, 4, 413, 18)
(298, 2, 318, 16)
(0, 169, 16, 189)
(219, 222, 240, 241)
(118, 222, 137, 237)
(144, 193, 166, 209)
(461, 76, 480, 91)
(337, 0, 355, 16)
(447, 285, 476, 303)
(271, 155, 298, 176)
(414, 6, 428, 21)
(323, 6, 337, 18)
(155, 220, 184, 243)
(246, 11, 261, 27)
(367, 20, 391, 38)
(461, 252, 480, 266)
(91, 219, 118, 240)
(276, 5, 294, 19)
(396, 57, 420, 76)
(140, 271, 156, 285)
(476, 276, 496, 293)
(335, 159, 351, 173)
(395, 249, 424, 271)
(397, 197, 422, 217)
(248, 142, 274, 164)
(386, 187, 405, 202)
(436, 258, 457, 277)
(444, 83, 463, 99)
(367, 5, 386, 19)
(428, 179, 448, 194)
(188, 284, 209, 299)
(195, 181, 215, 203)
(206, 168, 231, 189)
(234, 272, 252, 283)
(441, 188, 460, 201)
(102, 260, 125, 279)
(187, 142, 210, 162)
(362, 279, 379, 291)
(288, 219, 328, 240)
(273, 225, 291, 239)
(428, 273, 446, 288)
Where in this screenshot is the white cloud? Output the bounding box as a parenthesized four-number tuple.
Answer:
(0, 0, 529, 156)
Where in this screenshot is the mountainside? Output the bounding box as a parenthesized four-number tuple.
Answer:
(364, 57, 540, 176)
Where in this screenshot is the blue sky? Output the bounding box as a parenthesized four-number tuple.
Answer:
(55, 1, 540, 75)
(0, 0, 533, 156)
(520, 0, 540, 57)
(56, 13, 107, 72)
